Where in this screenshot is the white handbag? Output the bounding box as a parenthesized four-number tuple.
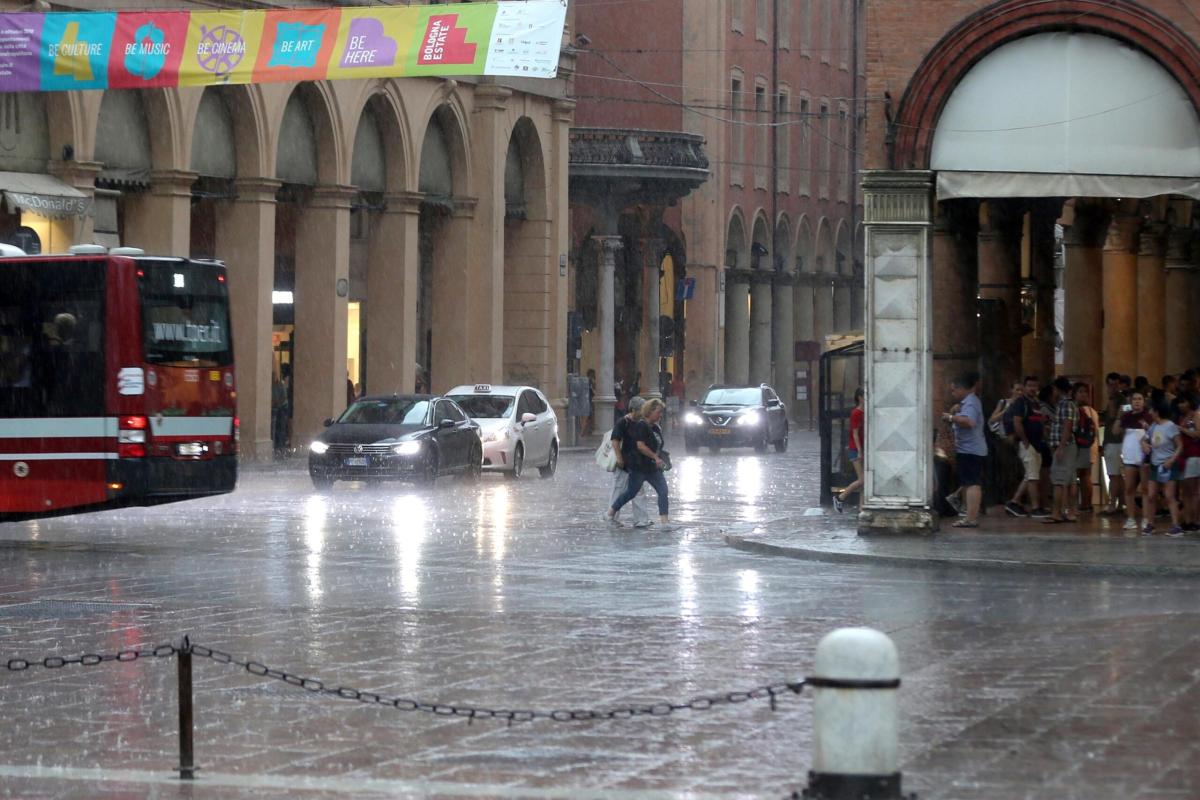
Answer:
(594, 430, 618, 472)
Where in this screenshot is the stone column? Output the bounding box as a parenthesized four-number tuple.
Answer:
(931, 200, 980, 436)
(724, 270, 750, 385)
(1062, 203, 1109, 382)
(641, 235, 664, 400)
(49, 159, 101, 246)
(1101, 214, 1141, 380)
(365, 192, 421, 395)
(858, 171, 935, 534)
(977, 200, 1023, 399)
(1023, 201, 1060, 380)
(1164, 226, 1194, 375)
(834, 283, 852, 332)
(1136, 224, 1168, 381)
(215, 178, 279, 462)
(468, 85, 510, 384)
(125, 169, 197, 256)
(547, 100, 575, 426)
(750, 272, 773, 384)
(814, 278, 835, 346)
(793, 279, 816, 426)
(593, 235, 622, 429)
(292, 185, 353, 445)
(773, 272, 795, 404)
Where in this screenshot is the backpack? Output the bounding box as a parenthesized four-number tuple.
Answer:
(1001, 398, 1020, 437)
(1074, 410, 1096, 447)
(594, 430, 618, 472)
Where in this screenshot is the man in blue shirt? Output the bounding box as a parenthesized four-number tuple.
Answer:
(943, 372, 987, 528)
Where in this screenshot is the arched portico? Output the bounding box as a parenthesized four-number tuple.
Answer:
(861, 4, 1200, 532)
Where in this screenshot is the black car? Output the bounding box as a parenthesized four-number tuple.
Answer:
(683, 384, 789, 454)
(308, 395, 482, 488)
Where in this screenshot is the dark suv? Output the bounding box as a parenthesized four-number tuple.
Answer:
(683, 384, 789, 454)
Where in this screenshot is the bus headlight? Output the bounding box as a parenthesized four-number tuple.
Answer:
(393, 441, 422, 456)
(309, 441, 329, 455)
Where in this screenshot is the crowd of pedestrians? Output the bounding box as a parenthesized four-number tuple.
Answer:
(948, 369, 1200, 536)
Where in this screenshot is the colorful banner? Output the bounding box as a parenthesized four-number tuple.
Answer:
(0, 1, 566, 93)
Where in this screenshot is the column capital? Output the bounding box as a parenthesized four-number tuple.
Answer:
(861, 170, 933, 224)
(1063, 202, 1110, 248)
(49, 159, 102, 187)
(1166, 225, 1194, 264)
(725, 267, 753, 285)
(1103, 214, 1142, 253)
(472, 84, 513, 110)
(233, 177, 283, 199)
(382, 191, 424, 215)
(451, 196, 477, 218)
(308, 184, 359, 209)
(553, 99, 577, 123)
(149, 168, 199, 191)
(591, 234, 624, 253)
(1138, 222, 1168, 258)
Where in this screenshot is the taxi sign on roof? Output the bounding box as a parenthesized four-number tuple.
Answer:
(474, 384, 491, 393)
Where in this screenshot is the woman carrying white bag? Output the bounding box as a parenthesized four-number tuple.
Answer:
(598, 397, 650, 527)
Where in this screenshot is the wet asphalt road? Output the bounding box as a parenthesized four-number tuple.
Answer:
(0, 431, 1197, 799)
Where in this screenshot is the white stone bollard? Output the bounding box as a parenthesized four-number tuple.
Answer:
(802, 627, 909, 800)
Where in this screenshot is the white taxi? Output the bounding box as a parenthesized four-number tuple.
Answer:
(445, 384, 559, 479)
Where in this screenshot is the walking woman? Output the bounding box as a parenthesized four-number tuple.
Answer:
(1141, 399, 1184, 536)
(606, 398, 673, 530)
(1177, 394, 1200, 530)
(1114, 391, 1151, 531)
(834, 388, 865, 513)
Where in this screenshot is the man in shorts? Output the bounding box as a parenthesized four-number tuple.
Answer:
(944, 372, 987, 528)
(1005, 375, 1048, 518)
(1045, 376, 1079, 524)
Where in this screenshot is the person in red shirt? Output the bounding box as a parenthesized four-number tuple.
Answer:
(834, 388, 865, 513)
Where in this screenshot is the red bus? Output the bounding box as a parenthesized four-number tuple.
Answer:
(0, 246, 237, 519)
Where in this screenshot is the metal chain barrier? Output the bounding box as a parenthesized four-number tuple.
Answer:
(187, 641, 807, 723)
(3, 643, 178, 672)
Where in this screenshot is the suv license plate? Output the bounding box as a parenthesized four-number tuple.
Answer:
(345, 457, 368, 467)
(710, 428, 731, 436)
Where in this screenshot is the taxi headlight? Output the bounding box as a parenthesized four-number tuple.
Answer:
(737, 411, 762, 426)
(309, 441, 329, 455)
(393, 441, 422, 455)
(484, 429, 509, 443)
(684, 412, 703, 425)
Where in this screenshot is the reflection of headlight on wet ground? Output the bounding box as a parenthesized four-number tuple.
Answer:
(393, 441, 422, 455)
(309, 441, 329, 454)
(684, 412, 703, 425)
(737, 411, 762, 426)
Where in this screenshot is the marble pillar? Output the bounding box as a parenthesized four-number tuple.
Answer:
(593, 235, 621, 429)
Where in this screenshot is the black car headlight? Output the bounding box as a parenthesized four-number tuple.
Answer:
(309, 441, 330, 455)
(392, 441, 422, 456)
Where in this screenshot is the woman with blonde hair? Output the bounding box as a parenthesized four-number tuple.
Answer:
(606, 398, 673, 530)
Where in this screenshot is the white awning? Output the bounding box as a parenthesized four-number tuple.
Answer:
(937, 171, 1200, 201)
(931, 32, 1200, 198)
(0, 171, 91, 218)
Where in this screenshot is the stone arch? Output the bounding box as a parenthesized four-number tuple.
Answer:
(750, 210, 770, 270)
(815, 217, 834, 273)
(725, 207, 748, 268)
(345, 80, 412, 194)
(274, 82, 343, 186)
(774, 213, 793, 272)
(835, 219, 851, 275)
(415, 96, 473, 391)
(795, 215, 814, 272)
(190, 89, 237, 180)
(502, 116, 552, 387)
(893, 0, 1200, 169)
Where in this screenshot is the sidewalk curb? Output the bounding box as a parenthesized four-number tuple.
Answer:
(723, 532, 1200, 578)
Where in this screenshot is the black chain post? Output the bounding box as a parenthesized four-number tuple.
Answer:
(176, 636, 195, 780)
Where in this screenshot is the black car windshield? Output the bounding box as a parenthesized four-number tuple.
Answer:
(702, 388, 761, 406)
(338, 398, 430, 425)
(447, 394, 515, 419)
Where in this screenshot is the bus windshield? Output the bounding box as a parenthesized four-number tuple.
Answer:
(139, 261, 232, 366)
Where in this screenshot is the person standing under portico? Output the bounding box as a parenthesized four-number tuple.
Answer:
(944, 372, 986, 528)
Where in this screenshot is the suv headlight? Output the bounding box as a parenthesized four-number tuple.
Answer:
(737, 411, 762, 426)
(393, 441, 422, 455)
(684, 412, 703, 426)
(309, 441, 329, 454)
